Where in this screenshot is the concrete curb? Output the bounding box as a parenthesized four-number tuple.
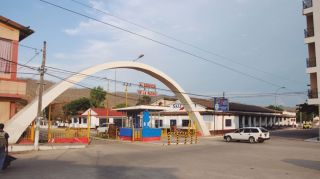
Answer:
(8, 144, 86, 152)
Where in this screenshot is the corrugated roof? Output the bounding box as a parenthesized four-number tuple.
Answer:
(191, 98, 277, 113)
(0, 16, 34, 41)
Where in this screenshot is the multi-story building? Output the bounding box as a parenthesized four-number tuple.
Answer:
(0, 16, 33, 123)
(303, 0, 320, 105)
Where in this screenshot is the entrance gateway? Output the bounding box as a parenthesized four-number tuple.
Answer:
(4, 61, 210, 144)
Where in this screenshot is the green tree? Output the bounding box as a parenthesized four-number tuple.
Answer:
(136, 95, 151, 105)
(114, 103, 127, 109)
(296, 103, 318, 122)
(63, 97, 91, 116)
(266, 105, 284, 112)
(90, 86, 107, 108)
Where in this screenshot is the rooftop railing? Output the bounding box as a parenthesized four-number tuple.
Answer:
(303, 0, 313, 9)
(308, 88, 318, 99)
(306, 57, 316, 68)
(304, 27, 314, 38)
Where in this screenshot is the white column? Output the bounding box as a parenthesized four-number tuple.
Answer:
(265, 117, 268, 127)
(253, 117, 257, 127)
(242, 116, 245, 128)
(259, 116, 262, 127)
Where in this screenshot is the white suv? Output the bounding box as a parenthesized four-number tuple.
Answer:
(224, 127, 270, 143)
(97, 123, 109, 133)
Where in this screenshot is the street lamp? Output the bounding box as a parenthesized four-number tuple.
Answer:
(133, 54, 144, 62)
(275, 87, 286, 108)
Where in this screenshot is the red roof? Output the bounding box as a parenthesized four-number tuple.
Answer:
(90, 108, 125, 117)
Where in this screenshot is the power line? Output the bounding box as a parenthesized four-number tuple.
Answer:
(18, 51, 40, 69)
(39, 0, 286, 88)
(0, 56, 308, 100)
(0, 57, 38, 71)
(45, 65, 308, 99)
(15, 42, 42, 52)
(0, 70, 39, 75)
(45, 65, 218, 98)
(69, 0, 307, 86)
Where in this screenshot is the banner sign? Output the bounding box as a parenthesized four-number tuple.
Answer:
(214, 97, 229, 112)
(138, 82, 157, 96)
(137, 90, 157, 96)
(139, 82, 156, 89)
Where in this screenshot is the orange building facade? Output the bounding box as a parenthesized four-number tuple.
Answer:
(0, 16, 34, 123)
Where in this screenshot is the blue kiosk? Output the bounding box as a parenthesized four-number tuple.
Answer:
(116, 105, 164, 141)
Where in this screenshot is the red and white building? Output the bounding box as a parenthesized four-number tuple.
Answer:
(0, 16, 33, 123)
(70, 108, 126, 128)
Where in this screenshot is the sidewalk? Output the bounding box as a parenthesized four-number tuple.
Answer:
(304, 137, 320, 143)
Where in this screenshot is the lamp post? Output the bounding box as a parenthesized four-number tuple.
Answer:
(275, 87, 285, 108)
(123, 82, 131, 107)
(133, 54, 144, 62)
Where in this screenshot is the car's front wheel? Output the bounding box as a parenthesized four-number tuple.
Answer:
(249, 137, 255, 143)
(225, 136, 232, 142)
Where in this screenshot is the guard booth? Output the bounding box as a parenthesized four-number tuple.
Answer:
(115, 105, 168, 141)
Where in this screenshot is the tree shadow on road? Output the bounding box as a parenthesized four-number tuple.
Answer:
(283, 159, 320, 171)
(0, 159, 178, 179)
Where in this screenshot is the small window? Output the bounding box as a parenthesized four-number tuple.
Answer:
(82, 118, 87, 124)
(182, 119, 190, 127)
(73, 118, 78, 123)
(244, 129, 251, 133)
(239, 128, 244, 133)
(155, 120, 163, 128)
(170, 119, 176, 127)
(260, 127, 268, 133)
(225, 119, 232, 127)
(251, 128, 259, 133)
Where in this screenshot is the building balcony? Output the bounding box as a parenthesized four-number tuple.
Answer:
(306, 57, 316, 68)
(304, 27, 314, 38)
(0, 79, 26, 98)
(303, 0, 313, 9)
(308, 88, 318, 99)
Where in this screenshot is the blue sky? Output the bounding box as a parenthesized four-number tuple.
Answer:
(1, 0, 308, 107)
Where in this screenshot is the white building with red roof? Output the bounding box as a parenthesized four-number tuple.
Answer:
(70, 108, 126, 128)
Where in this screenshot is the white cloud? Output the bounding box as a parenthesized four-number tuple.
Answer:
(51, 0, 306, 106)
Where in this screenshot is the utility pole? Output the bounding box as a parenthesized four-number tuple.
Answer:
(34, 41, 46, 150)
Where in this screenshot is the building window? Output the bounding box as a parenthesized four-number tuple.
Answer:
(225, 119, 232, 127)
(170, 119, 176, 127)
(182, 119, 190, 127)
(0, 38, 13, 74)
(73, 118, 78, 123)
(155, 120, 163, 128)
(82, 118, 87, 124)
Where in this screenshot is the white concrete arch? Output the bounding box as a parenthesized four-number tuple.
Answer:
(5, 61, 209, 143)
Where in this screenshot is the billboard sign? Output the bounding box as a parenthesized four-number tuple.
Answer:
(137, 82, 157, 96)
(214, 97, 229, 112)
(137, 90, 157, 96)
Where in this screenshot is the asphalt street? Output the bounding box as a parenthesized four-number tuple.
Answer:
(0, 135, 319, 179)
(270, 128, 319, 140)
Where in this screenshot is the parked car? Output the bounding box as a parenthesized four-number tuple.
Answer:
(223, 127, 270, 143)
(97, 123, 109, 133)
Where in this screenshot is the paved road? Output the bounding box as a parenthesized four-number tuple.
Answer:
(0, 137, 319, 179)
(271, 128, 319, 140)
